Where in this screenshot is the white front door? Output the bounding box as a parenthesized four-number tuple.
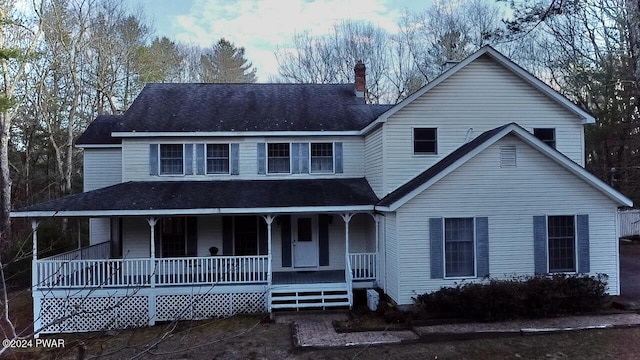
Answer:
(293, 215, 318, 268)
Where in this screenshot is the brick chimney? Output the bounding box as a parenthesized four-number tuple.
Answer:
(354, 60, 366, 98)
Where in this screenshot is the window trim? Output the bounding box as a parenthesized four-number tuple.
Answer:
(159, 216, 187, 258)
(158, 143, 186, 176)
(266, 142, 292, 175)
(205, 142, 231, 175)
(533, 128, 556, 148)
(546, 214, 578, 274)
(412, 127, 439, 156)
(309, 141, 335, 174)
(442, 217, 477, 279)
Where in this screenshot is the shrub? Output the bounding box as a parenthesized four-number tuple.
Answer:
(413, 274, 608, 321)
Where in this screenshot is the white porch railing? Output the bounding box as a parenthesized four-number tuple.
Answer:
(155, 256, 268, 285)
(43, 241, 111, 261)
(345, 252, 353, 307)
(349, 253, 377, 281)
(36, 255, 268, 289)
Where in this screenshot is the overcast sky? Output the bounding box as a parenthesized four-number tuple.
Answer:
(131, 0, 435, 81)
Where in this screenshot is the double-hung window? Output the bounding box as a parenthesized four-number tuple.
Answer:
(206, 144, 230, 174)
(547, 215, 575, 272)
(444, 218, 475, 277)
(267, 143, 290, 173)
(414, 128, 438, 154)
(533, 128, 556, 148)
(159, 144, 184, 175)
(310, 143, 334, 173)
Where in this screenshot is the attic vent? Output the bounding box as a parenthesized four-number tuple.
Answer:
(500, 145, 517, 167)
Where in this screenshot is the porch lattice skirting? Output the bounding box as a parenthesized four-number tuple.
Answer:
(34, 285, 268, 334)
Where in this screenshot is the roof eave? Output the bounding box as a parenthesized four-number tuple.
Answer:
(381, 124, 632, 210)
(10, 205, 376, 218)
(374, 46, 595, 126)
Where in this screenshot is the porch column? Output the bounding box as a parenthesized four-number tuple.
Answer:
(147, 217, 158, 288)
(262, 215, 276, 312)
(341, 213, 354, 309)
(31, 220, 39, 287)
(31, 220, 41, 339)
(340, 213, 354, 254)
(374, 214, 381, 282)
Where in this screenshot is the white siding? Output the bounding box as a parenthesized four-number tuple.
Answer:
(83, 148, 122, 191)
(196, 216, 222, 257)
(89, 218, 110, 245)
(364, 127, 384, 197)
(122, 218, 150, 258)
(383, 56, 585, 195)
(383, 212, 399, 303)
(122, 136, 364, 182)
(393, 135, 619, 305)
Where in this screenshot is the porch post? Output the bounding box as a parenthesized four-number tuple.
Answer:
(262, 215, 275, 312)
(147, 217, 158, 288)
(32, 220, 41, 338)
(341, 213, 353, 254)
(31, 220, 39, 287)
(341, 213, 354, 309)
(374, 214, 380, 282)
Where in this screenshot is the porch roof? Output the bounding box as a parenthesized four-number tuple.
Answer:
(11, 178, 378, 217)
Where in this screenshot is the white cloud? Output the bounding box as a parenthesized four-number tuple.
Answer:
(170, 0, 404, 81)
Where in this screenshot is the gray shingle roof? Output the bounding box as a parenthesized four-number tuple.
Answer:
(76, 115, 123, 145)
(14, 178, 378, 213)
(77, 83, 393, 145)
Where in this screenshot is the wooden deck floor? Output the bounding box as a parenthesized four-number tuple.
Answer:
(272, 270, 345, 284)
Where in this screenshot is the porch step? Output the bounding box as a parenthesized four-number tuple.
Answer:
(270, 282, 351, 311)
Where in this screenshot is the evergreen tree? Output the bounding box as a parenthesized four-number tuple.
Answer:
(200, 38, 257, 83)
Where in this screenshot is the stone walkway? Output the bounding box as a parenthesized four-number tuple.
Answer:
(275, 313, 418, 347)
(276, 312, 640, 348)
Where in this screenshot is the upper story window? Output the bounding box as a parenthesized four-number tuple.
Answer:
(267, 143, 290, 174)
(310, 143, 334, 173)
(548, 215, 575, 273)
(160, 144, 184, 175)
(444, 217, 475, 277)
(206, 144, 230, 174)
(414, 128, 438, 155)
(533, 128, 556, 148)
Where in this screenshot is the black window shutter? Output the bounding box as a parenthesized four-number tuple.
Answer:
(533, 216, 548, 275)
(196, 144, 205, 175)
(149, 144, 158, 175)
(222, 216, 233, 255)
(230, 143, 240, 175)
(475, 217, 489, 277)
(430, 217, 443, 279)
(257, 143, 266, 174)
(335, 142, 343, 173)
(577, 214, 590, 273)
(186, 217, 198, 256)
(319, 214, 330, 266)
(281, 215, 292, 267)
(184, 144, 194, 175)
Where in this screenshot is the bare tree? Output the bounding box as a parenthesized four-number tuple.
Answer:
(0, 0, 45, 245)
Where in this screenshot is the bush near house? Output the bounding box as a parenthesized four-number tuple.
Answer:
(413, 274, 609, 322)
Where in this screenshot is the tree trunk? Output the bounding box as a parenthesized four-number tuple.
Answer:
(627, 0, 640, 94)
(0, 112, 11, 247)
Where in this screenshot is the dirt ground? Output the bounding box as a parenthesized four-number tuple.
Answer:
(14, 321, 640, 360)
(3, 242, 640, 359)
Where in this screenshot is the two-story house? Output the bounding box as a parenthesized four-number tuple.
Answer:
(13, 46, 632, 335)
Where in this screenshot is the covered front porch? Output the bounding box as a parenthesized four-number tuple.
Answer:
(13, 178, 382, 334)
